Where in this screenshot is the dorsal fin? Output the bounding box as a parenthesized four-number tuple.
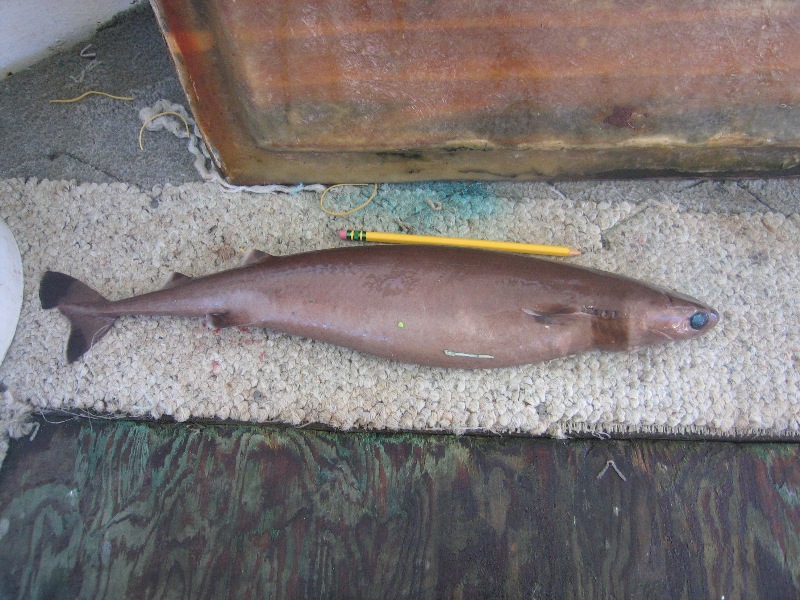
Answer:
(162, 272, 193, 289)
(242, 249, 273, 266)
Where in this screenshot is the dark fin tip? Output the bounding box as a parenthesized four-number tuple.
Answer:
(40, 271, 78, 309)
(66, 329, 88, 363)
(64, 316, 115, 363)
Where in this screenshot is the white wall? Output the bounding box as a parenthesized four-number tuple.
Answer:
(0, 0, 143, 79)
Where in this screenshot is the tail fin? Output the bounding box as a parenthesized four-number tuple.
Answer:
(40, 271, 117, 362)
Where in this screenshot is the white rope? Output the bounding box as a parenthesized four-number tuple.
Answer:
(138, 100, 326, 195)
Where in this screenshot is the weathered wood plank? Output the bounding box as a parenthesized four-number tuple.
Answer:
(0, 420, 798, 598)
(151, 0, 800, 182)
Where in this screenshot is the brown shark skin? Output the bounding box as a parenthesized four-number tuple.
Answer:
(45, 245, 719, 368)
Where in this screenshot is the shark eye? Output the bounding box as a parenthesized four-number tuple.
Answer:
(689, 311, 709, 330)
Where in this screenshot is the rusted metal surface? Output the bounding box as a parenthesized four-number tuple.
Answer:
(150, 0, 800, 183)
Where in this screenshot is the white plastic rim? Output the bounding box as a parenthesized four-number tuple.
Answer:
(0, 218, 23, 365)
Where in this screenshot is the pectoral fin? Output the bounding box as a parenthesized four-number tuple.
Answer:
(524, 306, 622, 327)
(523, 307, 581, 326)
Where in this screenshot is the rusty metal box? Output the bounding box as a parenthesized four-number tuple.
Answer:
(151, 0, 800, 183)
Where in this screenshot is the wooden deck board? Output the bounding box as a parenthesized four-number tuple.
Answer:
(1, 419, 798, 598)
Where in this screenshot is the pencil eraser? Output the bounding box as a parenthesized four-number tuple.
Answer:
(338, 230, 347, 240)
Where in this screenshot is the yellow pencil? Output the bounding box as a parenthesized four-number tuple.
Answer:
(338, 230, 580, 256)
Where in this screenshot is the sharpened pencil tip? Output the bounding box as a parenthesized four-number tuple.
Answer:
(568, 248, 581, 256)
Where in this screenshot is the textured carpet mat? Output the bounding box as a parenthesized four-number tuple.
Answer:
(0, 178, 798, 453)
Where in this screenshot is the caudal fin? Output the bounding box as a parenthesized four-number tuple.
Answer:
(40, 271, 117, 362)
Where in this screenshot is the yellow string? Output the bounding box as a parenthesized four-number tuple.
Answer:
(320, 183, 378, 217)
(138, 111, 192, 151)
(49, 90, 134, 103)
